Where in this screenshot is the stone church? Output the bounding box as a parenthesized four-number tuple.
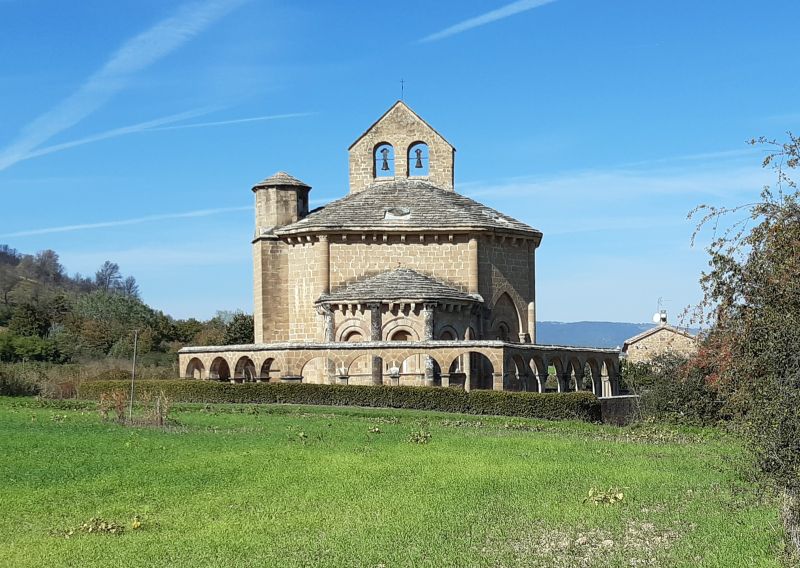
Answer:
(179, 102, 620, 395)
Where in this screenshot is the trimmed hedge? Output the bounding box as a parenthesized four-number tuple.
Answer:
(77, 380, 601, 422)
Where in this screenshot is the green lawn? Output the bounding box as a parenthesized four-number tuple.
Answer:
(0, 397, 784, 567)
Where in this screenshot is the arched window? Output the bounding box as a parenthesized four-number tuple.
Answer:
(374, 143, 394, 178)
(407, 142, 429, 177)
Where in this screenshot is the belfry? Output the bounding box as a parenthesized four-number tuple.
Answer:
(179, 101, 620, 395)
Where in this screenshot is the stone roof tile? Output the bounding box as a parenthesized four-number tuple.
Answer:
(252, 171, 310, 191)
(276, 179, 540, 235)
(318, 268, 478, 303)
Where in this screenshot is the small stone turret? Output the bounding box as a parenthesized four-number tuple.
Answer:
(252, 171, 310, 236)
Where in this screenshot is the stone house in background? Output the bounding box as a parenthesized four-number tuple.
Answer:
(179, 101, 620, 395)
(621, 312, 698, 364)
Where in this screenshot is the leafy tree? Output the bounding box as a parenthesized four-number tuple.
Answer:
(8, 303, 50, 337)
(223, 312, 254, 345)
(33, 249, 64, 284)
(173, 318, 204, 343)
(94, 261, 122, 292)
(691, 132, 800, 555)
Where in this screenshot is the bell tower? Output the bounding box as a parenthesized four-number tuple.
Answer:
(347, 101, 456, 193)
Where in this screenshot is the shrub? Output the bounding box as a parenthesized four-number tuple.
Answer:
(626, 353, 722, 426)
(77, 380, 602, 422)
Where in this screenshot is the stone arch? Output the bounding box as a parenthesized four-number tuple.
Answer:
(346, 353, 375, 385)
(299, 356, 336, 385)
(465, 326, 477, 340)
(529, 355, 548, 392)
(489, 292, 522, 342)
(209, 357, 231, 381)
(407, 141, 429, 177)
(259, 357, 280, 382)
(601, 358, 619, 397)
(385, 352, 442, 387)
(336, 318, 367, 342)
(385, 324, 419, 342)
(584, 359, 602, 396)
(233, 356, 257, 382)
(506, 354, 533, 391)
(343, 329, 366, 342)
(546, 355, 566, 392)
(566, 356, 585, 391)
(374, 142, 394, 178)
(437, 325, 459, 340)
(447, 351, 495, 391)
(185, 357, 205, 379)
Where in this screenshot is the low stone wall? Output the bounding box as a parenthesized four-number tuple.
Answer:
(599, 395, 640, 425)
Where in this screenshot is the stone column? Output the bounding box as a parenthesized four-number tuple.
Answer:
(492, 372, 504, 391)
(317, 235, 330, 295)
(368, 302, 383, 385)
(574, 368, 585, 391)
(527, 302, 536, 344)
(422, 302, 436, 340)
(321, 304, 334, 342)
(537, 370, 549, 393)
(422, 303, 436, 386)
(528, 242, 536, 343)
(468, 236, 479, 295)
(558, 371, 572, 393)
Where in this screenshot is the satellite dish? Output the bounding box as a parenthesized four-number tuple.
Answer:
(652, 313, 661, 324)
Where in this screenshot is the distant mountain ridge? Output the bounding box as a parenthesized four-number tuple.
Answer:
(535, 321, 659, 349)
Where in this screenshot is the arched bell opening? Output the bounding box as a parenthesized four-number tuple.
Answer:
(407, 141, 429, 177)
(373, 143, 394, 178)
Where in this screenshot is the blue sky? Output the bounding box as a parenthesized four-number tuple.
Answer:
(1, 0, 798, 323)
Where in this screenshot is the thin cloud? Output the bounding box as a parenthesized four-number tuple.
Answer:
(0, 206, 250, 239)
(17, 108, 216, 164)
(418, 0, 558, 43)
(148, 112, 315, 131)
(11, 110, 312, 166)
(0, 0, 246, 172)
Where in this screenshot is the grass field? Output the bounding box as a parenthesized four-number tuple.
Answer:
(0, 397, 785, 567)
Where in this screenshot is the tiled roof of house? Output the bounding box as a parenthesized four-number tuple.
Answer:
(621, 324, 697, 352)
(317, 268, 478, 303)
(276, 179, 540, 236)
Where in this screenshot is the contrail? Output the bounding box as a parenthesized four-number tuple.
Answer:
(0, 206, 251, 239)
(0, 0, 246, 172)
(418, 0, 558, 43)
(14, 110, 312, 166)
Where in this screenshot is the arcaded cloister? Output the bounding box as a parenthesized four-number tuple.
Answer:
(178, 101, 621, 396)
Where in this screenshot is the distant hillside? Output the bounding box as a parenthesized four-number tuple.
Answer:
(536, 321, 657, 349)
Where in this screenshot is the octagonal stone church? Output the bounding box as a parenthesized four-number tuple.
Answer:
(179, 102, 620, 395)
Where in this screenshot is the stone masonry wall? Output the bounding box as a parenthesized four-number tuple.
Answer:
(625, 327, 698, 364)
(253, 238, 289, 343)
(479, 236, 534, 340)
(286, 240, 325, 342)
(349, 102, 454, 193)
(329, 238, 472, 291)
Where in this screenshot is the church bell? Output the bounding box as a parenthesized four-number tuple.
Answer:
(380, 148, 390, 171)
(414, 148, 423, 169)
